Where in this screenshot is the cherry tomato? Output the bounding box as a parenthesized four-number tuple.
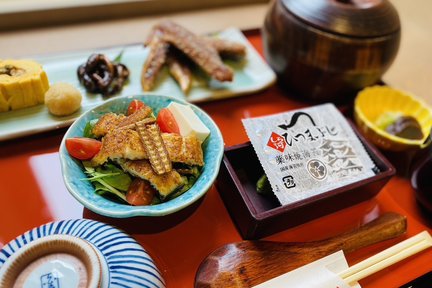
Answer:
(157, 108, 180, 134)
(65, 137, 102, 160)
(126, 178, 157, 206)
(127, 100, 145, 115)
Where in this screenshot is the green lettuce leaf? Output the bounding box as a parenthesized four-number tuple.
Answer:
(83, 163, 132, 202)
(83, 119, 99, 139)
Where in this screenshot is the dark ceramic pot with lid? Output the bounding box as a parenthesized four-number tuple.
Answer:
(263, 0, 401, 103)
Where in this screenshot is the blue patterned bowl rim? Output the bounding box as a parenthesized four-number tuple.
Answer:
(0, 219, 165, 287)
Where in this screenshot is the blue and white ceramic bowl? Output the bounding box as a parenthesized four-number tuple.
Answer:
(59, 94, 224, 217)
(0, 219, 165, 287)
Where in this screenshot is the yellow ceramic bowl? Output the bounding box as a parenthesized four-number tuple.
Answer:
(354, 86, 432, 151)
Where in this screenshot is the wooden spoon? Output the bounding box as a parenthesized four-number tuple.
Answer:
(195, 212, 407, 287)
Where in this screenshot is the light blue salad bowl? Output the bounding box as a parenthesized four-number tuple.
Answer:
(59, 94, 224, 217)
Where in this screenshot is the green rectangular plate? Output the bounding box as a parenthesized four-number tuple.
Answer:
(0, 28, 276, 141)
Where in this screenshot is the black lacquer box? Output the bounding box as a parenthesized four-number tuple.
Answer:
(216, 125, 395, 239)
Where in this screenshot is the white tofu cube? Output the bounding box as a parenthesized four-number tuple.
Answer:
(167, 102, 210, 143)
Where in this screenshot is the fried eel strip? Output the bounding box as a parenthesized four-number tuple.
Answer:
(136, 122, 172, 174)
(91, 107, 153, 138)
(117, 159, 185, 197)
(118, 105, 153, 128)
(145, 25, 246, 59)
(204, 37, 246, 59)
(90, 128, 204, 167)
(155, 21, 233, 82)
(167, 55, 192, 93)
(141, 34, 169, 91)
(92, 112, 126, 138)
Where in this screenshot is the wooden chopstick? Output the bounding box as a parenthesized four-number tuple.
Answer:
(339, 231, 432, 285)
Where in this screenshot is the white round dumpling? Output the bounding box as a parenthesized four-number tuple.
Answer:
(45, 83, 82, 116)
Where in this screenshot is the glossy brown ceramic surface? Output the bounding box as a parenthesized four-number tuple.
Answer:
(412, 155, 432, 213)
(262, 0, 401, 102)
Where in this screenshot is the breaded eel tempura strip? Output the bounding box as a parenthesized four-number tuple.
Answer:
(117, 105, 153, 128)
(92, 112, 126, 138)
(136, 121, 172, 175)
(90, 129, 204, 167)
(91, 107, 154, 137)
(117, 159, 185, 197)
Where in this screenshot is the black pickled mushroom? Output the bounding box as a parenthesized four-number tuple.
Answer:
(77, 53, 129, 96)
(386, 116, 424, 140)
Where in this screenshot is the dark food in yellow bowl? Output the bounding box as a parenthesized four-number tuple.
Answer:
(385, 115, 424, 140)
(355, 86, 432, 152)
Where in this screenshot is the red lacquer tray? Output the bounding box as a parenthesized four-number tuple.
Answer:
(0, 30, 431, 287)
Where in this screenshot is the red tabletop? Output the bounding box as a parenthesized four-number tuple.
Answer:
(0, 32, 431, 288)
